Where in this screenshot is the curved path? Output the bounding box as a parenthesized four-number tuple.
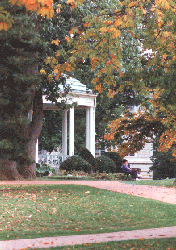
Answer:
(0, 180, 175, 250)
(0, 226, 176, 250)
(0, 180, 176, 204)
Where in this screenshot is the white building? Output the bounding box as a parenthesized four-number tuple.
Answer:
(125, 143, 153, 179)
(37, 77, 97, 165)
(125, 106, 153, 179)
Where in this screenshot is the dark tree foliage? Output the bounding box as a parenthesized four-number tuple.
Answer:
(151, 150, 176, 180)
(0, 2, 46, 179)
(94, 155, 116, 174)
(78, 147, 95, 166)
(103, 152, 123, 173)
(60, 155, 91, 173)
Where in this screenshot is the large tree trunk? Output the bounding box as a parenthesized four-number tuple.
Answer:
(18, 139, 37, 179)
(18, 89, 43, 179)
(0, 88, 43, 180)
(0, 159, 23, 181)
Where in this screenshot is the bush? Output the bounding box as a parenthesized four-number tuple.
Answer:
(103, 152, 123, 173)
(36, 164, 52, 177)
(78, 147, 95, 166)
(94, 155, 116, 173)
(60, 155, 92, 173)
(151, 150, 176, 180)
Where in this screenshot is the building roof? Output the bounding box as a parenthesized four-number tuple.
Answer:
(43, 77, 96, 109)
(59, 77, 92, 94)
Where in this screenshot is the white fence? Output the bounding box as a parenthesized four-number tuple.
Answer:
(38, 151, 69, 166)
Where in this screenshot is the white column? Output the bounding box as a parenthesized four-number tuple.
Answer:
(69, 107, 74, 156)
(28, 110, 33, 122)
(89, 106, 95, 157)
(28, 110, 39, 164)
(62, 110, 67, 161)
(36, 139, 38, 163)
(86, 107, 90, 150)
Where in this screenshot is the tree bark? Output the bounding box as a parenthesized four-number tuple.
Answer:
(18, 139, 37, 179)
(0, 159, 23, 180)
(18, 89, 43, 179)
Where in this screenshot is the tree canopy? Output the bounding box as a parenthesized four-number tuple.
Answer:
(40, 0, 176, 160)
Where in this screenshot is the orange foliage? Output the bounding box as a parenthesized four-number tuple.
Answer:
(9, 0, 54, 18)
(0, 22, 8, 31)
(65, 37, 71, 43)
(36, 0, 176, 161)
(51, 39, 60, 46)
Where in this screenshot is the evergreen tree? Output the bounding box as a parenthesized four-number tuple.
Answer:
(0, 2, 45, 179)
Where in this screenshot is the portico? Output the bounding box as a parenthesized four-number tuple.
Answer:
(41, 77, 96, 161)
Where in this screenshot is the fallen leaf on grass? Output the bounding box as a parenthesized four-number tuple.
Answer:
(20, 248, 32, 250)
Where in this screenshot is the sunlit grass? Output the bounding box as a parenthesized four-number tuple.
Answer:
(122, 178, 175, 187)
(0, 185, 176, 241)
(33, 238, 176, 250)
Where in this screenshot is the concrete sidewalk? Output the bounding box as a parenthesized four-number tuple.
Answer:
(0, 226, 176, 250)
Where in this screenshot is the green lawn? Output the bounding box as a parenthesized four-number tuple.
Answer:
(122, 178, 176, 187)
(32, 238, 176, 250)
(0, 185, 176, 241)
(38, 175, 176, 188)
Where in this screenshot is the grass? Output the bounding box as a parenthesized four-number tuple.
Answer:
(36, 170, 176, 188)
(40, 172, 125, 181)
(0, 185, 176, 241)
(32, 238, 176, 250)
(122, 178, 176, 187)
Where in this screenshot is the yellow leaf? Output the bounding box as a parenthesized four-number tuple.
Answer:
(56, 4, 61, 13)
(67, 0, 75, 5)
(56, 51, 60, 57)
(53, 68, 58, 74)
(65, 36, 71, 43)
(114, 19, 122, 26)
(65, 64, 72, 72)
(165, 1, 170, 9)
(40, 69, 46, 74)
(104, 20, 113, 25)
(108, 27, 116, 32)
(0, 22, 8, 31)
(112, 30, 121, 38)
(51, 39, 60, 46)
(48, 74, 53, 83)
(99, 27, 107, 33)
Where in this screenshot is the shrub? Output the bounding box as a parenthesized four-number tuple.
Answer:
(151, 150, 176, 180)
(78, 147, 95, 166)
(36, 164, 52, 177)
(94, 155, 116, 173)
(103, 152, 123, 173)
(60, 155, 92, 173)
